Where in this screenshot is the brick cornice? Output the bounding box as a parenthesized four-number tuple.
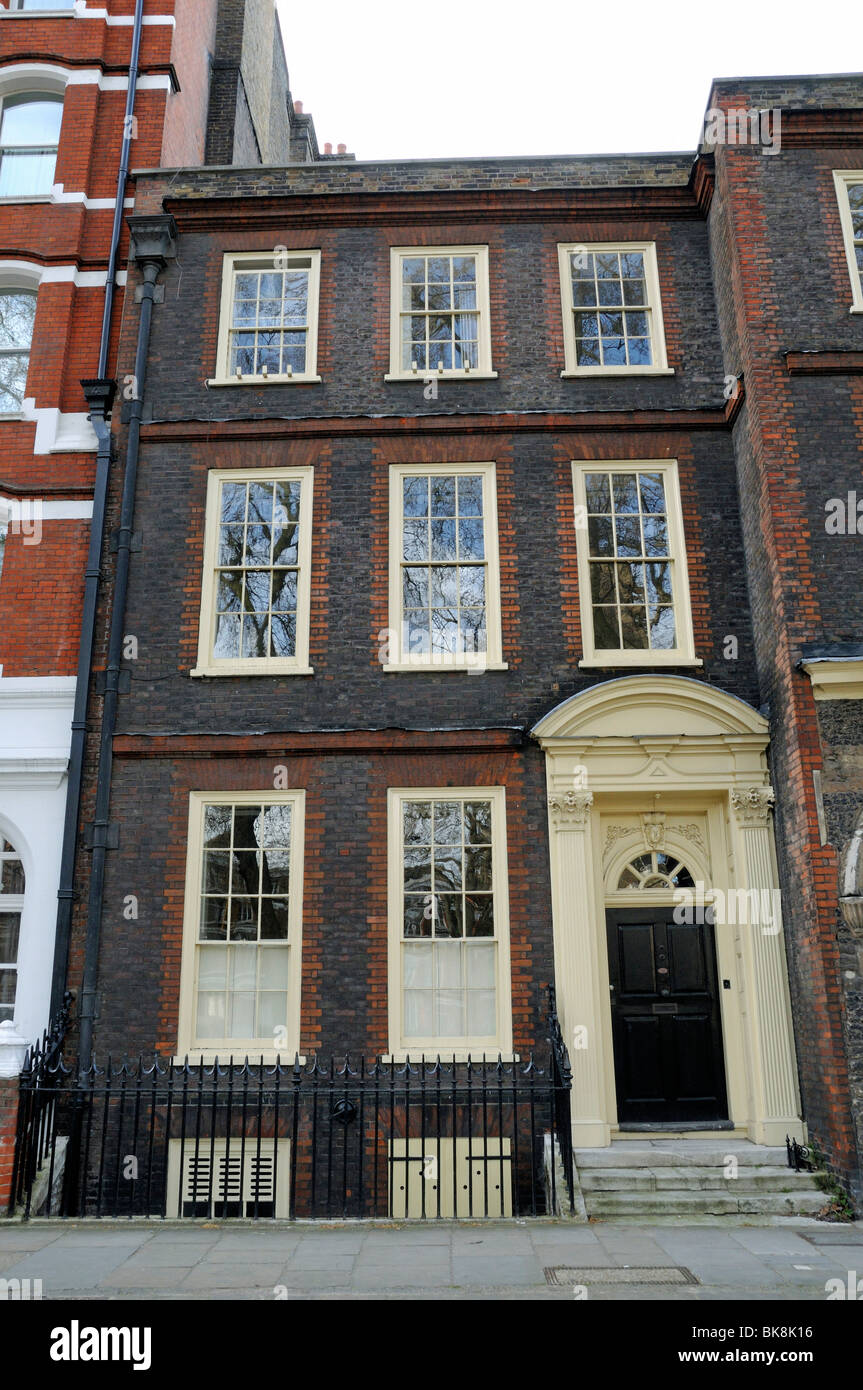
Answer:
(769, 107, 863, 147)
(690, 154, 715, 215)
(113, 728, 526, 757)
(141, 395, 744, 444)
(161, 184, 706, 233)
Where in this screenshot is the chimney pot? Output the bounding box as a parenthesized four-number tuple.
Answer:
(337, 143, 347, 155)
(324, 142, 333, 155)
(294, 100, 303, 114)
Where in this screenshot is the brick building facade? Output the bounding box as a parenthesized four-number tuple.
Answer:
(0, 0, 332, 1206)
(4, 58, 863, 1219)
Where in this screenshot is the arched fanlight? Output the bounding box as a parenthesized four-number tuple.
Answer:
(617, 851, 695, 891)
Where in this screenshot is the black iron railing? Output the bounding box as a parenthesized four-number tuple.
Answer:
(8, 992, 72, 1219)
(10, 1007, 574, 1221)
(786, 1134, 814, 1173)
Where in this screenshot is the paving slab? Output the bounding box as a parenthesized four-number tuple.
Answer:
(100, 1266, 197, 1290)
(0, 1229, 63, 1252)
(109, 1243, 209, 1268)
(284, 1250, 357, 1272)
(180, 1262, 286, 1290)
(800, 1227, 863, 1246)
(5, 1245, 145, 1291)
(451, 1255, 543, 1285)
(729, 1229, 819, 1255)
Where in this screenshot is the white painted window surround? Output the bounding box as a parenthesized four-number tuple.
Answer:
(0, 675, 76, 1046)
(0, 65, 153, 211)
(0, 259, 121, 451)
(833, 171, 863, 313)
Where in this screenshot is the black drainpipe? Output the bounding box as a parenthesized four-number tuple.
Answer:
(76, 214, 177, 1066)
(50, 379, 115, 1017)
(98, 0, 144, 379)
(49, 0, 145, 1021)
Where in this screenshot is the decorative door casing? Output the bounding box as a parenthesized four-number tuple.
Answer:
(533, 675, 804, 1147)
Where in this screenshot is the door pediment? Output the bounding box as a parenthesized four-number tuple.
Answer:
(532, 675, 768, 743)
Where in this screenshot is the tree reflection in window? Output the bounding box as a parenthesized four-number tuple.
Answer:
(0, 290, 36, 412)
(213, 477, 302, 660)
(401, 473, 487, 658)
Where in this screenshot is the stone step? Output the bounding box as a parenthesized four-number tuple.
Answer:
(575, 1144, 790, 1169)
(583, 1189, 828, 1218)
(579, 1165, 823, 1193)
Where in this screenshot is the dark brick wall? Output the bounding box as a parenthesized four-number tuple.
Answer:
(114, 427, 758, 740)
(65, 77, 863, 1208)
(139, 215, 729, 424)
(203, 0, 292, 167)
(817, 699, 863, 1185)
(707, 95, 863, 1201)
(91, 745, 552, 1063)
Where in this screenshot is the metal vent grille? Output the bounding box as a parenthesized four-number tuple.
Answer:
(166, 1139, 290, 1218)
(545, 1265, 698, 1286)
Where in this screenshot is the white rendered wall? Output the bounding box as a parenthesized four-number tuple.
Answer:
(0, 677, 75, 1046)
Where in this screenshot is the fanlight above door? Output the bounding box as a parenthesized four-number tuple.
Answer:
(616, 852, 695, 891)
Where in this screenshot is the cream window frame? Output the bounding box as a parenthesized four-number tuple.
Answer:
(572, 459, 700, 668)
(385, 245, 497, 381)
(176, 790, 305, 1063)
(386, 786, 513, 1061)
(384, 461, 506, 673)
(191, 466, 314, 679)
(557, 241, 672, 377)
(208, 250, 322, 386)
(833, 171, 863, 313)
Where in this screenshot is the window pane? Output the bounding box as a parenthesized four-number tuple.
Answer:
(0, 148, 56, 198)
(570, 249, 654, 367)
(404, 989, 433, 1037)
(260, 805, 292, 849)
(434, 802, 461, 844)
(0, 291, 36, 350)
(592, 606, 620, 648)
(585, 473, 611, 513)
(466, 989, 495, 1036)
(403, 801, 432, 844)
(465, 896, 494, 937)
(0, 912, 20, 962)
(0, 857, 25, 893)
(436, 990, 463, 1036)
(590, 563, 616, 604)
(404, 846, 432, 892)
(620, 605, 649, 649)
(1, 96, 63, 146)
(404, 942, 433, 987)
(400, 797, 498, 1042)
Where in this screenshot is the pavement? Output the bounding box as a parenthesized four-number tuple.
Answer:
(1, 1218, 862, 1299)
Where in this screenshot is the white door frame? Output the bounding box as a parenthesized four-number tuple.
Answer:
(532, 675, 804, 1148)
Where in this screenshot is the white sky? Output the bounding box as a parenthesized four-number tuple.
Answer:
(275, 0, 860, 162)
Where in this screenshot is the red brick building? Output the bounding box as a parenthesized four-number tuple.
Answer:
(0, 0, 334, 1207)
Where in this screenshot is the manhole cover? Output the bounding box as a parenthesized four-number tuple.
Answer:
(544, 1265, 698, 1286)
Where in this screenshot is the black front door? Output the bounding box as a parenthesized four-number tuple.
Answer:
(606, 907, 728, 1126)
